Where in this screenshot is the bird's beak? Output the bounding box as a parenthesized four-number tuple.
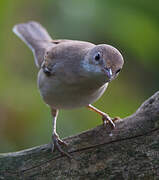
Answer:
(102, 67, 112, 80)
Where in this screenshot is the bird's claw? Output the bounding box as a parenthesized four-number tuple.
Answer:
(51, 133, 72, 158)
(102, 114, 115, 128)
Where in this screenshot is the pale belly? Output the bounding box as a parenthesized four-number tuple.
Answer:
(38, 70, 108, 109)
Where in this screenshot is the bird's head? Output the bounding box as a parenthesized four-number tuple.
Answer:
(82, 44, 124, 84)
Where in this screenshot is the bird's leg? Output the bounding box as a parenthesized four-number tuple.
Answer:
(51, 108, 72, 158)
(87, 104, 115, 128)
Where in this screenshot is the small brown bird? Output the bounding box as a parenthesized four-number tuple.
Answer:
(13, 21, 124, 157)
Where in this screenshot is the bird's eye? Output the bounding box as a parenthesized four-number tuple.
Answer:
(94, 52, 101, 61)
(116, 68, 121, 74)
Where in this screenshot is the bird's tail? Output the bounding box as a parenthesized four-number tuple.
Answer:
(13, 21, 52, 67)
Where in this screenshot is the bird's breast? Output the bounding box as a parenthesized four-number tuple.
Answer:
(38, 69, 108, 109)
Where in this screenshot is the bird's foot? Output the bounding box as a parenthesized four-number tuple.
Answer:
(112, 116, 121, 122)
(102, 114, 115, 128)
(51, 133, 72, 158)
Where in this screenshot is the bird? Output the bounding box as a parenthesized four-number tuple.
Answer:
(13, 21, 124, 158)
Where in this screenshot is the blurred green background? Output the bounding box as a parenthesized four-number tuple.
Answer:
(0, 0, 159, 153)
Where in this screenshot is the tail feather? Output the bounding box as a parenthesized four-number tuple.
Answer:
(13, 21, 53, 68)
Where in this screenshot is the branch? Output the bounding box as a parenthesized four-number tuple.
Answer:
(0, 91, 159, 179)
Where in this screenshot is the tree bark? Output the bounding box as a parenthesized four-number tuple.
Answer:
(0, 91, 159, 180)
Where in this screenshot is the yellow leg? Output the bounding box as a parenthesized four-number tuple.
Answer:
(87, 104, 115, 127)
